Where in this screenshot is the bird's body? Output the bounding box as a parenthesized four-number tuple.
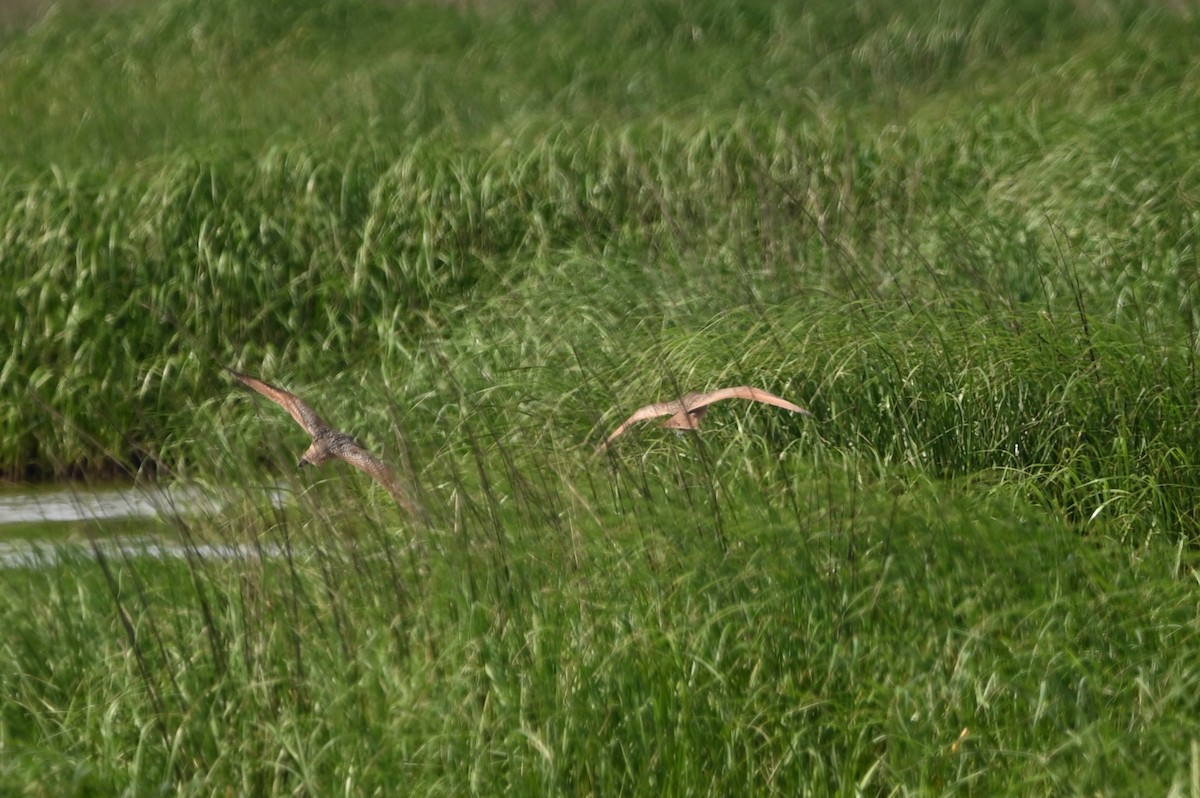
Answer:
(227, 369, 420, 516)
(599, 386, 812, 450)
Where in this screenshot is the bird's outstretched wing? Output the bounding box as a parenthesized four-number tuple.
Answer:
(598, 397, 694, 450)
(598, 386, 812, 450)
(336, 441, 422, 517)
(227, 369, 333, 437)
(691, 386, 813, 416)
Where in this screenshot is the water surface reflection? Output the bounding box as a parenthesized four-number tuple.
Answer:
(0, 483, 288, 569)
(0, 536, 282, 569)
(0, 485, 232, 524)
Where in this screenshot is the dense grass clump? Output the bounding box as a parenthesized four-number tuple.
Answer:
(4, 464, 1200, 796)
(5, 122, 1198, 538)
(3, 0, 1200, 794)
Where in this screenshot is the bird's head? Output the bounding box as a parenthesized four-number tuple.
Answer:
(299, 441, 331, 468)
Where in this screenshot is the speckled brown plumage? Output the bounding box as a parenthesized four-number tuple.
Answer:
(227, 369, 420, 516)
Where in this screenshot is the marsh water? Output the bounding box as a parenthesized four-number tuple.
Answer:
(0, 483, 286, 568)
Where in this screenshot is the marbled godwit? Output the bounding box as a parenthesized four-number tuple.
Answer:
(598, 386, 812, 451)
(227, 369, 420, 516)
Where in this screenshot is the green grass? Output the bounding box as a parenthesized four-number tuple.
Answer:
(4, 466, 1200, 795)
(3, 0, 1200, 794)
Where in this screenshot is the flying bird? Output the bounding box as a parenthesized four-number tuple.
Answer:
(227, 368, 420, 517)
(598, 386, 812, 451)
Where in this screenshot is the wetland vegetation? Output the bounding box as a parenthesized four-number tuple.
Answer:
(2, 0, 1200, 794)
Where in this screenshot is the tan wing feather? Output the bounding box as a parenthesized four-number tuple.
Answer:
(598, 386, 812, 450)
(227, 369, 332, 436)
(227, 367, 422, 517)
(337, 442, 421, 517)
(690, 386, 813, 416)
(599, 396, 700, 449)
